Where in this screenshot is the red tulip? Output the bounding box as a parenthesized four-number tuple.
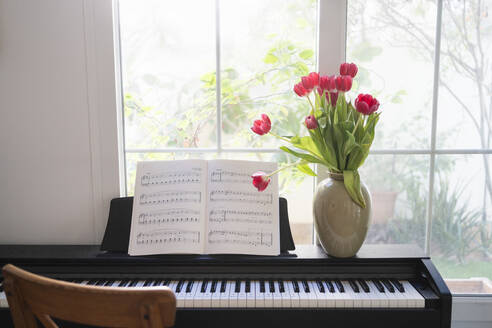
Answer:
(340, 62, 358, 78)
(305, 115, 318, 129)
(335, 75, 352, 92)
(294, 83, 309, 97)
(251, 171, 271, 191)
(318, 75, 337, 95)
(251, 114, 271, 135)
(328, 92, 338, 107)
(301, 76, 315, 91)
(355, 94, 380, 115)
(308, 72, 320, 87)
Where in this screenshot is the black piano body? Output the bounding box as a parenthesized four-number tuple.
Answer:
(0, 244, 451, 328)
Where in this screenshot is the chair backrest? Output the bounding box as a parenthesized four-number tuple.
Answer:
(2, 264, 176, 328)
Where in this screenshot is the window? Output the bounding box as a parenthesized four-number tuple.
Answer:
(116, 0, 492, 291)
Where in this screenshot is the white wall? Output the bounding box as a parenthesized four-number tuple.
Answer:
(0, 0, 120, 244)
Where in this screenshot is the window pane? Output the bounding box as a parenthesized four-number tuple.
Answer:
(436, 0, 492, 149)
(126, 152, 314, 245)
(220, 0, 317, 149)
(432, 155, 492, 288)
(347, 0, 437, 149)
(358, 154, 430, 251)
(119, 0, 217, 149)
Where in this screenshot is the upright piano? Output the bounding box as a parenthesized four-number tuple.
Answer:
(0, 198, 451, 327)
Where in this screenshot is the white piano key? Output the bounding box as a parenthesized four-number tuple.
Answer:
(219, 281, 231, 308)
(401, 281, 425, 308)
(340, 281, 354, 308)
(228, 281, 239, 308)
(0, 291, 8, 308)
(254, 281, 265, 308)
(246, 281, 256, 308)
(287, 281, 300, 307)
(306, 281, 319, 308)
(342, 281, 360, 308)
(174, 281, 188, 308)
(331, 281, 347, 308)
(193, 281, 209, 308)
(391, 283, 409, 308)
(356, 282, 373, 308)
(272, 281, 283, 308)
(322, 281, 336, 308)
(296, 281, 310, 308)
(263, 281, 274, 307)
(237, 281, 248, 308)
(185, 281, 199, 308)
(369, 281, 389, 307)
(279, 281, 291, 308)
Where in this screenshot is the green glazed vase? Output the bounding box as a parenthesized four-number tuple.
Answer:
(313, 172, 372, 258)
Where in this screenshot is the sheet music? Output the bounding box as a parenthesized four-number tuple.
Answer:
(128, 160, 207, 255)
(205, 160, 280, 255)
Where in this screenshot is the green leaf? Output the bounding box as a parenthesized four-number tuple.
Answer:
(264, 53, 278, 64)
(297, 163, 316, 176)
(343, 170, 366, 208)
(279, 146, 326, 166)
(299, 49, 314, 60)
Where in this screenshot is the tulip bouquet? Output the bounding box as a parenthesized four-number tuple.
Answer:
(251, 62, 381, 208)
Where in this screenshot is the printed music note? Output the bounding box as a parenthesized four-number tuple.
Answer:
(209, 209, 272, 224)
(209, 190, 272, 205)
(141, 169, 201, 186)
(208, 230, 273, 247)
(139, 191, 201, 205)
(136, 230, 200, 245)
(138, 208, 201, 225)
(210, 169, 251, 184)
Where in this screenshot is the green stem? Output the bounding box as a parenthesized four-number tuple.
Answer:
(267, 160, 304, 177)
(307, 95, 315, 115)
(269, 131, 291, 143)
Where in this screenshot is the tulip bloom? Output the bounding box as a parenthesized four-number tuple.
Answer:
(251, 114, 272, 135)
(318, 75, 337, 95)
(335, 75, 352, 92)
(251, 171, 271, 191)
(328, 92, 338, 107)
(340, 62, 358, 78)
(305, 115, 318, 129)
(355, 94, 380, 115)
(294, 83, 309, 97)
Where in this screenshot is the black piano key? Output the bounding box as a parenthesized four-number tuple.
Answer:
(278, 280, 285, 293)
(186, 280, 194, 293)
(0, 283, 3, 292)
(245, 280, 251, 293)
(334, 279, 344, 293)
(316, 280, 325, 293)
(382, 279, 395, 293)
(104, 280, 114, 287)
(324, 280, 335, 293)
(292, 280, 300, 293)
(200, 280, 209, 293)
(176, 279, 185, 293)
(210, 280, 218, 293)
(143, 280, 153, 287)
(269, 280, 275, 293)
(349, 279, 360, 293)
(87, 279, 98, 285)
(152, 279, 163, 286)
(128, 280, 138, 287)
(118, 280, 129, 287)
(163, 280, 171, 286)
(95, 280, 106, 286)
(372, 279, 385, 293)
(301, 280, 310, 293)
(390, 279, 405, 293)
(220, 280, 227, 293)
(358, 279, 370, 293)
(259, 280, 266, 293)
(234, 280, 241, 293)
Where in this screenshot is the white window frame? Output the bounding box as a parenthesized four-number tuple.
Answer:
(114, 0, 492, 256)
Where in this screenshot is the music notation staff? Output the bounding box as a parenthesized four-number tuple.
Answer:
(208, 230, 273, 247)
(210, 170, 250, 184)
(141, 170, 201, 186)
(140, 191, 202, 205)
(138, 209, 201, 225)
(136, 230, 200, 245)
(209, 191, 272, 205)
(209, 209, 272, 224)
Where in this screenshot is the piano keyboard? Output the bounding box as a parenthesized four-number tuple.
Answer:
(0, 278, 425, 309)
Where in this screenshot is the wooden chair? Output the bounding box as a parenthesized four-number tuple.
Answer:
(2, 264, 176, 328)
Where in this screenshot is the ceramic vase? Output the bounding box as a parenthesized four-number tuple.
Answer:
(313, 172, 372, 258)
